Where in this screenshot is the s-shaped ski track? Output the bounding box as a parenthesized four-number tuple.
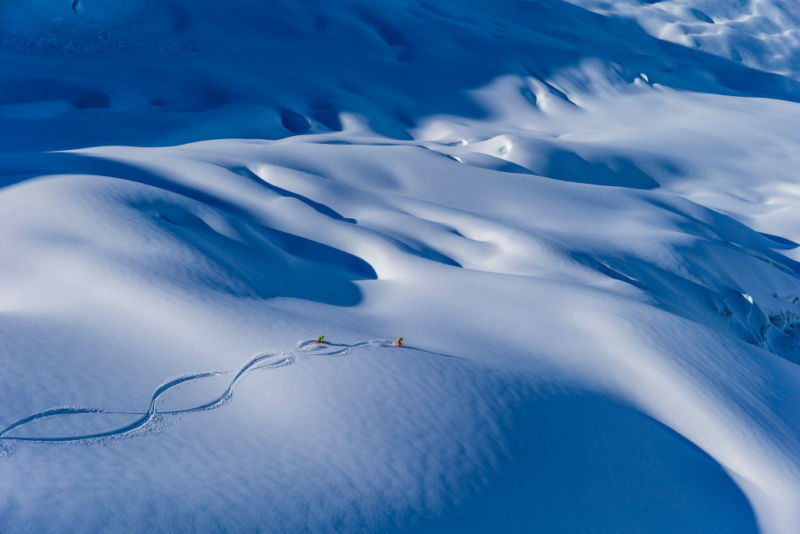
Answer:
(0, 339, 401, 444)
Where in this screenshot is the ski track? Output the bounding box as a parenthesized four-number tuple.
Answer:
(0, 339, 400, 444)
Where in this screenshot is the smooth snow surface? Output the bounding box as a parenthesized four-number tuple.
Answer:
(2, 1, 800, 533)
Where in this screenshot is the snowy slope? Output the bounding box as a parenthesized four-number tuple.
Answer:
(569, 0, 800, 79)
(2, 1, 800, 533)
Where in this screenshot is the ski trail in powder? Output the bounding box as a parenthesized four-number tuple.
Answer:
(0, 339, 398, 444)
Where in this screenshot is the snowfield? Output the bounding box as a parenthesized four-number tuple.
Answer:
(2, 1, 800, 533)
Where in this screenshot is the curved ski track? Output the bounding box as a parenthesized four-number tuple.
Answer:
(0, 339, 395, 444)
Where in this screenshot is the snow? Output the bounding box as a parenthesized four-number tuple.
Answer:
(2, 0, 800, 532)
(568, 0, 800, 80)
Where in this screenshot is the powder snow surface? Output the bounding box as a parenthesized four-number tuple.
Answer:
(2, 1, 800, 533)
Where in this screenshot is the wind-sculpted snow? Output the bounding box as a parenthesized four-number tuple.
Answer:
(1, 0, 799, 152)
(3, 0, 800, 533)
(570, 0, 800, 80)
(3, 124, 800, 531)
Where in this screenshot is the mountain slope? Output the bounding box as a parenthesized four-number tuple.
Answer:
(2, 1, 800, 533)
